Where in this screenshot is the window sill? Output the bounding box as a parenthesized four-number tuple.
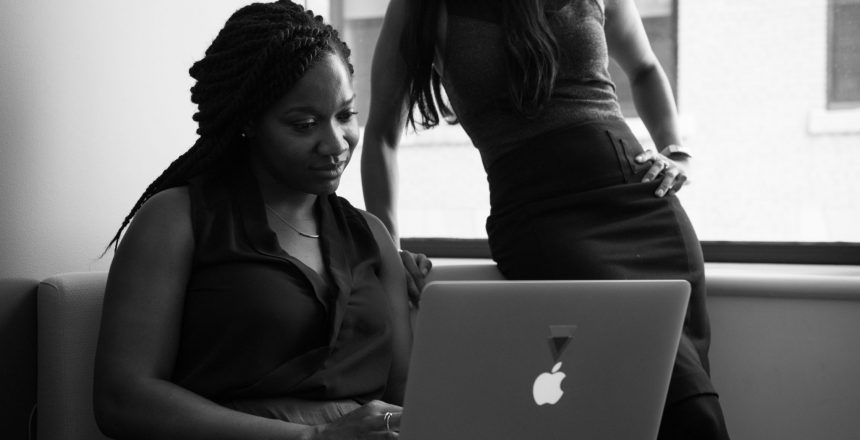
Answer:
(401, 238, 860, 265)
(807, 107, 860, 136)
(427, 258, 860, 301)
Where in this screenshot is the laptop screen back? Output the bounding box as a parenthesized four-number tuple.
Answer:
(399, 280, 690, 440)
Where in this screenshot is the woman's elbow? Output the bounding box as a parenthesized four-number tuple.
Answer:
(627, 61, 662, 87)
(93, 378, 124, 438)
(92, 372, 144, 439)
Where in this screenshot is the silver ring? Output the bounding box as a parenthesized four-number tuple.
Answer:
(383, 411, 393, 432)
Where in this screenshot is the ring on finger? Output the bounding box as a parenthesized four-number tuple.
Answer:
(669, 180, 681, 193)
(383, 411, 393, 432)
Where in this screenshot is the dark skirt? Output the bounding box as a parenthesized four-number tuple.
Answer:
(485, 119, 715, 404)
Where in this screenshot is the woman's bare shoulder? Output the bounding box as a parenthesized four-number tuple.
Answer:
(135, 187, 190, 224)
(142, 186, 190, 211)
(115, 186, 193, 258)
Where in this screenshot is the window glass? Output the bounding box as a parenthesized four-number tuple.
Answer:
(830, 0, 860, 106)
(322, 0, 860, 243)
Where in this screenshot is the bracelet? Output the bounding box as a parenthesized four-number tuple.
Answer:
(659, 144, 692, 159)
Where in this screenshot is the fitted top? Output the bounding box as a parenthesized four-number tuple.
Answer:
(441, 0, 625, 168)
(171, 163, 401, 405)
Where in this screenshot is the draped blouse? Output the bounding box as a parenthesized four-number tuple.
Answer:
(171, 164, 399, 405)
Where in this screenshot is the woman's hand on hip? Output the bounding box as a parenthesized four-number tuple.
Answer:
(635, 150, 690, 197)
(310, 400, 403, 440)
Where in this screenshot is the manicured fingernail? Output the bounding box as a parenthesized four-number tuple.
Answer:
(642, 177, 651, 183)
(656, 189, 665, 197)
(635, 155, 644, 161)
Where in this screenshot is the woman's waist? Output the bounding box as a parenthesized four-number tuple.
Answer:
(486, 119, 649, 210)
(470, 112, 626, 168)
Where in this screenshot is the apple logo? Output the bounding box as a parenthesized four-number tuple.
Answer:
(532, 361, 566, 405)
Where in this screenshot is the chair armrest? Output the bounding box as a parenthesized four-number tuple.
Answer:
(37, 272, 110, 440)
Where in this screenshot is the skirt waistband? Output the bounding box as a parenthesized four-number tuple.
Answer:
(487, 119, 649, 215)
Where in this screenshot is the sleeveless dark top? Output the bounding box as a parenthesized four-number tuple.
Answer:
(171, 165, 399, 405)
(443, 0, 624, 168)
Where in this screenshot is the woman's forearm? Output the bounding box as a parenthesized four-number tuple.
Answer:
(361, 134, 400, 243)
(95, 377, 314, 440)
(629, 62, 683, 150)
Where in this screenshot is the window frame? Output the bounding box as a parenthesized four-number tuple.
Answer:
(328, 0, 860, 265)
(396, 1, 859, 264)
(398, 0, 858, 266)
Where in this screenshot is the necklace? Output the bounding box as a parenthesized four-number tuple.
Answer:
(265, 204, 320, 239)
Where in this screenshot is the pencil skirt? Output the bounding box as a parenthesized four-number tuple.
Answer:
(485, 119, 715, 404)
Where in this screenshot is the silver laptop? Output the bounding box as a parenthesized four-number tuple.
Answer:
(399, 280, 690, 440)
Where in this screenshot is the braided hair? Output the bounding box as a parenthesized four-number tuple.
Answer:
(106, 1, 352, 252)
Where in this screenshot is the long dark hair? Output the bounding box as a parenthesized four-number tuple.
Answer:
(402, 0, 560, 129)
(105, 0, 352, 252)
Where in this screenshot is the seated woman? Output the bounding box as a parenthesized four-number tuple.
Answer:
(93, 2, 411, 439)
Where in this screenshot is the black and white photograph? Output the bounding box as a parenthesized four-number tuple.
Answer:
(1, 1, 858, 439)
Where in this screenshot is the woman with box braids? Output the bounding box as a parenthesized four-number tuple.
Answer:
(95, 2, 411, 439)
(363, 0, 730, 439)
(106, 1, 353, 251)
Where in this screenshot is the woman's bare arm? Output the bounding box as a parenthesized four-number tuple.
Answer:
(605, 0, 690, 195)
(361, 0, 411, 244)
(93, 188, 315, 440)
(605, 0, 682, 150)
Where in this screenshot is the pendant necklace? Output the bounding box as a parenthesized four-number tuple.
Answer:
(265, 204, 320, 239)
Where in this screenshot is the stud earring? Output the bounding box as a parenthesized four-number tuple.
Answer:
(241, 124, 253, 139)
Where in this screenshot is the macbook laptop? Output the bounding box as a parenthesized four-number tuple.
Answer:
(399, 279, 690, 440)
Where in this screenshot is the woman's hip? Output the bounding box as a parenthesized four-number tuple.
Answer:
(486, 181, 703, 281)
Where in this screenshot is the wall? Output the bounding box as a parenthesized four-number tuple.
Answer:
(677, 0, 860, 241)
(0, 1, 249, 279)
(706, 264, 860, 440)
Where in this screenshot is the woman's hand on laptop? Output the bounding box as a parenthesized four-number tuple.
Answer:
(310, 400, 402, 439)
